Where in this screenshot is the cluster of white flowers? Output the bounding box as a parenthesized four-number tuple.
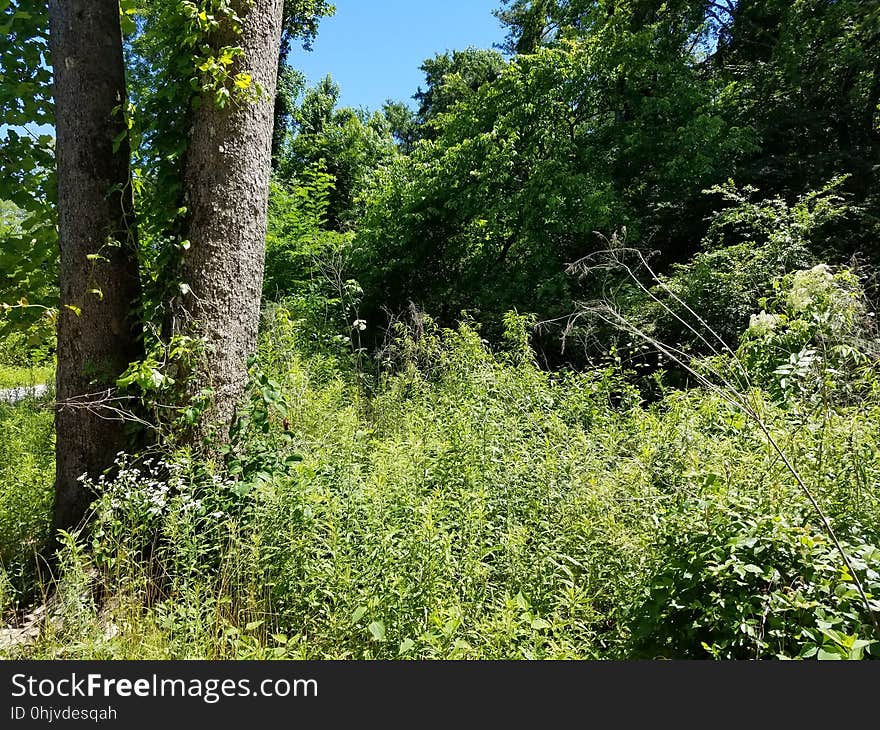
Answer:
(748, 310, 781, 336)
(786, 264, 833, 313)
(82, 453, 235, 525)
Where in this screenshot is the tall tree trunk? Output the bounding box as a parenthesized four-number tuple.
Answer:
(48, 0, 143, 532)
(178, 0, 285, 440)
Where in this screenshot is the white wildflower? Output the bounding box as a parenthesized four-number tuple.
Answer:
(748, 310, 780, 336)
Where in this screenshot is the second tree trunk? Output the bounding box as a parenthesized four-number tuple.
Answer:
(179, 0, 285, 439)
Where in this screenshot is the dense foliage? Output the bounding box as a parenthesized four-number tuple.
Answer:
(0, 1, 56, 334)
(1, 0, 879, 660)
(4, 278, 880, 658)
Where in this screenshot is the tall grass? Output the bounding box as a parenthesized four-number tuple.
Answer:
(0, 398, 54, 612)
(3, 297, 879, 659)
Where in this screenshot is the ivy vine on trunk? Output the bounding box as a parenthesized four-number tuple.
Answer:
(175, 0, 286, 445)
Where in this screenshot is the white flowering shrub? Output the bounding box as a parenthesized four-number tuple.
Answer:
(638, 180, 845, 354)
(737, 265, 876, 402)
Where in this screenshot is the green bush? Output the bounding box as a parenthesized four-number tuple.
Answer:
(8, 303, 880, 660)
(0, 326, 54, 371)
(635, 180, 847, 354)
(632, 491, 880, 659)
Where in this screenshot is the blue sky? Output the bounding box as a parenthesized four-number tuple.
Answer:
(291, 0, 505, 112)
(2, 2, 504, 139)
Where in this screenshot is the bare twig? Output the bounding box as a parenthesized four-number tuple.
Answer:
(55, 389, 159, 431)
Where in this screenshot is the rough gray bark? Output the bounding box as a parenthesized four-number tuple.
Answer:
(178, 0, 285, 439)
(49, 0, 143, 532)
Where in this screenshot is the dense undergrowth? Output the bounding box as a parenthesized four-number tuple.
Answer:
(2, 262, 880, 659)
(0, 398, 53, 607)
(0, 366, 53, 390)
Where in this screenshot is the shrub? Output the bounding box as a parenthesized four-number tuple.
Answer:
(636, 180, 847, 353)
(737, 264, 876, 403)
(631, 491, 880, 659)
(9, 302, 880, 660)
